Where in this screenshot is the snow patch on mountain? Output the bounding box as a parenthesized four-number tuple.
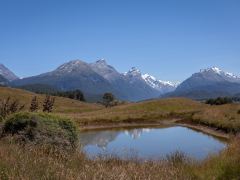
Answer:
(124, 67, 141, 77)
(141, 73, 179, 93)
(200, 67, 240, 79)
(0, 64, 18, 81)
(142, 74, 179, 87)
(56, 60, 86, 73)
(123, 67, 178, 94)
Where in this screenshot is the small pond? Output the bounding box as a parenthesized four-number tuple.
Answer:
(79, 126, 227, 160)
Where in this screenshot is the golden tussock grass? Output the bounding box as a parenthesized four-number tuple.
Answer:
(0, 137, 240, 179)
(0, 87, 103, 114)
(1, 87, 240, 133)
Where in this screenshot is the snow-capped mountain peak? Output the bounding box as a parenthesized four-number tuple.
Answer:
(211, 67, 221, 74)
(142, 73, 179, 87)
(127, 67, 141, 75)
(142, 73, 157, 81)
(123, 67, 178, 94)
(200, 67, 240, 79)
(200, 67, 222, 74)
(141, 73, 179, 93)
(56, 60, 89, 73)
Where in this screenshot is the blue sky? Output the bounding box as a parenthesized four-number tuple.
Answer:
(0, 0, 240, 81)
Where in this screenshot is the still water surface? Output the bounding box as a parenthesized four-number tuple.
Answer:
(79, 126, 226, 160)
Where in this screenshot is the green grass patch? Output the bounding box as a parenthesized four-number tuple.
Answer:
(1, 112, 78, 149)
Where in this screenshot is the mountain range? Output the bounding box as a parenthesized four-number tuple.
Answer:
(1, 60, 240, 101)
(164, 67, 240, 99)
(11, 59, 177, 101)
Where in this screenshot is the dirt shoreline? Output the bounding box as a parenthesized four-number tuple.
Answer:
(79, 119, 230, 139)
(177, 123, 230, 140)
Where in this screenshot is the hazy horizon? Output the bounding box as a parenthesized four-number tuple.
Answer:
(1, 0, 240, 81)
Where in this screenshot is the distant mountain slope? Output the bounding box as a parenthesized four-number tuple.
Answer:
(0, 64, 19, 81)
(165, 67, 240, 99)
(90, 60, 162, 101)
(90, 59, 122, 82)
(122, 67, 161, 100)
(16, 84, 59, 94)
(13, 59, 177, 101)
(0, 74, 9, 86)
(15, 83, 103, 102)
(12, 60, 119, 97)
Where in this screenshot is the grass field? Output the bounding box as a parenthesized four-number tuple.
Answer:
(58, 94, 240, 133)
(191, 103, 240, 133)
(0, 136, 239, 179)
(0, 87, 103, 114)
(59, 98, 205, 125)
(1, 87, 240, 133)
(1, 87, 240, 179)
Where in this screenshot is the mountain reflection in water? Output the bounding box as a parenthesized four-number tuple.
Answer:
(79, 128, 151, 149)
(79, 126, 226, 160)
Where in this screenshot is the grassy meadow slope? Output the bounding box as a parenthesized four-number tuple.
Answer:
(0, 87, 103, 114)
(60, 96, 240, 133)
(65, 98, 205, 124)
(1, 86, 240, 133)
(191, 103, 240, 133)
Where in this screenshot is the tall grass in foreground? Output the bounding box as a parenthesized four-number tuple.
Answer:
(0, 137, 240, 180)
(195, 136, 240, 179)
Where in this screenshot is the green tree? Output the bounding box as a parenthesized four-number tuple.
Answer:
(102, 93, 115, 108)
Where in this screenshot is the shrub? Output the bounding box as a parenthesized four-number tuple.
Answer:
(206, 97, 233, 105)
(102, 93, 115, 108)
(58, 119, 78, 145)
(3, 114, 37, 135)
(238, 110, 240, 114)
(1, 112, 78, 149)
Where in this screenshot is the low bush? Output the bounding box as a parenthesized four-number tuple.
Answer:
(206, 97, 233, 105)
(1, 112, 78, 149)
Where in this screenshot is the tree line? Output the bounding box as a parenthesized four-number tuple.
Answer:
(205, 97, 233, 105)
(18, 84, 85, 102)
(51, 90, 85, 102)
